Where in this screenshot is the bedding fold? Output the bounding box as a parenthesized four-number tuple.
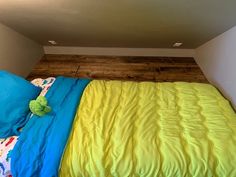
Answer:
(11, 77, 90, 177)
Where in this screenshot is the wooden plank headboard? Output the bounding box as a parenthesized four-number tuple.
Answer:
(27, 54, 208, 83)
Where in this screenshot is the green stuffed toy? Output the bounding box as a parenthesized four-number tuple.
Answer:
(29, 96, 52, 116)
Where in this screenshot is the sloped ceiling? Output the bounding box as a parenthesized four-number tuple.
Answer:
(0, 0, 236, 48)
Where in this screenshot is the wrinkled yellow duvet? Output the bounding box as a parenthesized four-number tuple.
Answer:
(60, 80, 236, 177)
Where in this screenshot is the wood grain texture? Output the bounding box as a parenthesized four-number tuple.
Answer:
(27, 54, 208, 83)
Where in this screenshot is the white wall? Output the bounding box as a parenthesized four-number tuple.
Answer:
(44, 46, 196, 58)
(196, 26, 236, 109)
(0, 23, 44, 77)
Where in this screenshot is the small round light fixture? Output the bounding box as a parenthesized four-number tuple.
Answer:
(48, 40, 57, 45)
(173, 42, 183, 47)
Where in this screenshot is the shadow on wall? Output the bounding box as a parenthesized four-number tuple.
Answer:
(0, 22, 44, 77)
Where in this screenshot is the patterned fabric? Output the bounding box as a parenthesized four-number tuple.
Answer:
(0, 77, 55, 177)
(31, 77, 55, 97)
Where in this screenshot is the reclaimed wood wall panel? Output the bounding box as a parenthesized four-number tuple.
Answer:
(27, 54, 208, 83)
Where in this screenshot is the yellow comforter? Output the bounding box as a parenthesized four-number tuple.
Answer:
(60, 80, 236, 177)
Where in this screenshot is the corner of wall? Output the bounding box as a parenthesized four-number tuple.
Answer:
(0, 23, 44, 77)
(195, 26, 236, 109)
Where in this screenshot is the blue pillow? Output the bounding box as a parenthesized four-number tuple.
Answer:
(0, 70, 42, 138)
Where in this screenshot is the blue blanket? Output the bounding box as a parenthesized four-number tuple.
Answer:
(11, 77, 90, 177)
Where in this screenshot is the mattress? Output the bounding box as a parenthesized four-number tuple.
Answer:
(0, 77, 55, 177)
(60, 80, 236, 177)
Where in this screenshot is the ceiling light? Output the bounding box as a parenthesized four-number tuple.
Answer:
(173, 42, 183, 47)
(48, 40, 57, 45)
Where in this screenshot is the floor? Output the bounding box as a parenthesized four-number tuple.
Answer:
(27, 54, 208, 83)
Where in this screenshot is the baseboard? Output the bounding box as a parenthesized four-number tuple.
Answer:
(44, 46, 196, 58)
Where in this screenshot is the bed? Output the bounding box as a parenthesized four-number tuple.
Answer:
(1, 72, 236, 177)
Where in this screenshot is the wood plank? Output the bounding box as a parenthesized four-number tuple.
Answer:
(27, 54, 208, 83)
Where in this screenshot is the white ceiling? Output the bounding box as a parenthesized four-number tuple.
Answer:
(0, 0, 236, 48)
